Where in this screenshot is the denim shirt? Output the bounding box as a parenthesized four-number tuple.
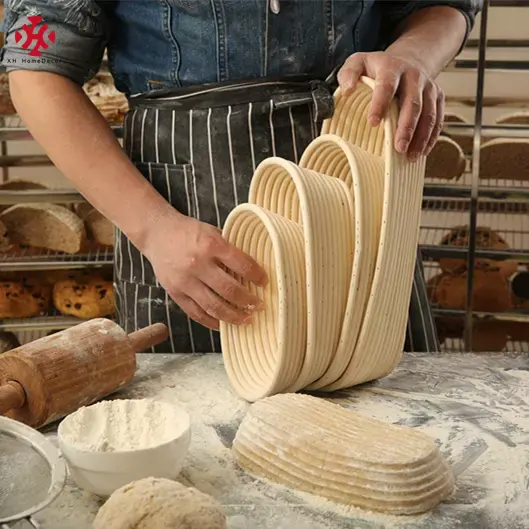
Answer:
(1, 0, 480, 96)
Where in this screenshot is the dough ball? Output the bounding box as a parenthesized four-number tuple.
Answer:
(93, 477, 228, 529)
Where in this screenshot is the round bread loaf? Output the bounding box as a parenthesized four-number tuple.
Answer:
(0, 278, 52, 318)
(53, 273, 115, 319)
(438, 226, 518, 278)
(435, 269, 512, 313)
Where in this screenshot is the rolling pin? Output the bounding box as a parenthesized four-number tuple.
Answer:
(0, 318, 168, 428)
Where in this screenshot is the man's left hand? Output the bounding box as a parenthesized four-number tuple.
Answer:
(338, 51, 444, 161)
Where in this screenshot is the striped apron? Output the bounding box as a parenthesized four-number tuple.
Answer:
(115, 76, 440, 354)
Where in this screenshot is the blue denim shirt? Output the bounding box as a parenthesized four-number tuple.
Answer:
(1, 1, 480, 96)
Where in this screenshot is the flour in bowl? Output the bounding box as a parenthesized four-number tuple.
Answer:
(59, 399, 189, 452)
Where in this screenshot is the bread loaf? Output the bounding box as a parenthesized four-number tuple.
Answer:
(479, 139, 529, 181)
(83, 71, 128, 124)
(0, 219, 11, 252)
(0, 278, 52, 318)
(0, 331, 20, 354)
(425, 136, 465, 180)
(53, 272, 115, 319)
(443, 113, 473, 154)
(438, 226, 518, 278)
(0, 203, 86, 254)
(495, 112, 529, 126)
(0, 73, 15, 115)
(0, 179, 51, 213)
(435, 269, 512, 313)
(74, 202, 114, 247)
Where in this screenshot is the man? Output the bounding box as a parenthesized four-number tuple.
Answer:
(1, 0, 481, 354)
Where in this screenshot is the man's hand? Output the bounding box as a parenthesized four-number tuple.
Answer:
(338, 51, 444, 161)
(143, 211, 268, 330)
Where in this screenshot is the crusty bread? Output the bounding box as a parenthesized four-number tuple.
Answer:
(0, 179, 48, 191)
(0, 179, 50, 213)
(53, 272, 115, 319)
(0, 204, 86, 254)
(0, 72, 15, 115)
(0, 219, 11, 252)
(74, 202, 114, 247)
(495, 112, 529, 126)
(0, 331, 20, 353)
(438, 225, 518, 278)
(479, 139, 529, 181)
(83, 71, 128, 124)
(471, 321, 509, 352)
(0, 278, 52, 318)
(443, 113, 473, 154)
(425, 136, 466, 180)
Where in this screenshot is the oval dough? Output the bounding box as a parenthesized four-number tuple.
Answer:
(93, 477, 227, 529)
(233, 393, 454, 515)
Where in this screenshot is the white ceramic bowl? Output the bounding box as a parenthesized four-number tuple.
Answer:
(57, 399, 191, 498)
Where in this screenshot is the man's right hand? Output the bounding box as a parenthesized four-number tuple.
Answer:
(143, 211, 268, 330)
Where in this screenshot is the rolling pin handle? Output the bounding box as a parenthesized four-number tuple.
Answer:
(128, 323, 169, 352)
(0, 380, 26, 416)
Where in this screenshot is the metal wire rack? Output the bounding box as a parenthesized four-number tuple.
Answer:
(0, 247, 113, 271)
(420, 0, 529, 351)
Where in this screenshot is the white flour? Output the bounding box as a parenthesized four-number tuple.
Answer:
(37, 354, 529, 529)
(59, 399, 188, 452)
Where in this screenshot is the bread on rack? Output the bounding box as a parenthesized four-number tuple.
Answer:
(0, 72, 16, 115)
(438, 225, 518, 278)
(0, 331, 20, 353)
(479, 139, 529, 181)
(0, 179, 50, 213)
(52, 271, 115, 319)
(495, 111, 529, 126)
(74, 202, 114, 247)
(83, 71, 128, 124)
(442, 113, 473, 154)
(425, 136, 466, 180)
(427, 272, 464, 343)
(0, 203, 86, 254)
(471, 321, 509, 352)
(435, 269, 513, 313)
(0, 277, 52, 318)
(0, 219, 11, 252)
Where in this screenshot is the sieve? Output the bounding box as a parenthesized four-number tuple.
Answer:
(0, 415, 66, 528)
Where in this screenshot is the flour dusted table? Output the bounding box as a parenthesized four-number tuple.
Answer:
(22, 352, 529, 529)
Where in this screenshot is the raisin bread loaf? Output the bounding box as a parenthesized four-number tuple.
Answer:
(53, 272, 115, 319)
(0, 204, 86, 254)
(0, 278, 52, 318)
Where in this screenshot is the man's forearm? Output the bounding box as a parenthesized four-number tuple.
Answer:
(387, 6, 468, 78)
(9, 70, 178, 252)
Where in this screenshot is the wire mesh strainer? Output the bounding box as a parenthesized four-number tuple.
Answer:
(0, 416, 66, 527)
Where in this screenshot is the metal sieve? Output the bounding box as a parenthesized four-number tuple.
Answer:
(0, 416, 66, 528)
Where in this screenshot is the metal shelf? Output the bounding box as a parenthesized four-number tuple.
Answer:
(443, 123, 529, 139)
(0, 189, 84, 205)
(433, 308, 529, 323)
(0, 247, 113, 271)
(0, 314, 93, 332)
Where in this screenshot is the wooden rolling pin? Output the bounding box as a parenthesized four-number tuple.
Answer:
(0, 318, 168, 428)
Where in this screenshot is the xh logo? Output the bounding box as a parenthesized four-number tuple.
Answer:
(14, 15, 56, 57)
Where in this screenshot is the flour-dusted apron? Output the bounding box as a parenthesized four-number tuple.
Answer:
(116, 76, 440, 354)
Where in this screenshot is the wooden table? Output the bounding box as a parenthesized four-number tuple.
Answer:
(28, 352, 529, 529)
